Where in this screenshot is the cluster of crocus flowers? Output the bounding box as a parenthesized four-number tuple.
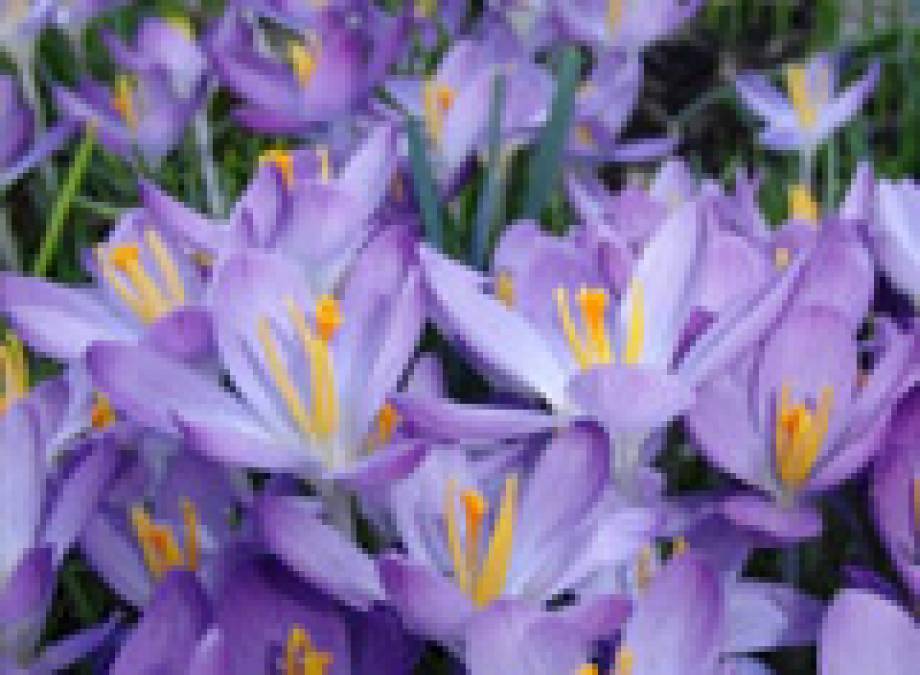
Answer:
(1, 1, 920, 674)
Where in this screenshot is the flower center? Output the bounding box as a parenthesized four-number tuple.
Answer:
(131, 498, 200, 581)
(423, 81, 456, 146)
(555, 280, 644, 370)
(288, 41, 319, 88)
(260, 149, 296, 188)
(774, 383, 833, 492)
(283, 624, 332, 675)
(444, 475, 518, 608)
(0, 334, 27, 417)
(99, 229, 187, 324)
(90, 392, 116, 430)
(785, 65, 820, 130)
(112, 75, 139, 130)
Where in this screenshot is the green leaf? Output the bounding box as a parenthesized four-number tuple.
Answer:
(471, 73, 506, 269)
(407, 117, 444, 249)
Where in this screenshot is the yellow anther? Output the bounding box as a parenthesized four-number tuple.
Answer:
(288, 42, 318, 88)
(608, 0, 624, 36)
(90, 393, 116, 430)
(284, 624, 333, 675)
(257, 316, 314, 439)
(555, 286, 614, 369)
(109, 243, 141, 271)
(786, 65, 818, 129)
(0, 335, 28, 416)
(314, 295, 342, 343)
(445, 476, 518, 607)
(774, 246, 791, 270)
(775, 384, 833, 492)
(316, 144, 331, 184)
(286, 300, 339, 448)
(260, 149, 295, 188)
(374, 402, 400, 448)
(621, 279, 645, 366)
(636, 545, 653, 591)
(104, 243, 172, 323)
(495, 270, 515, 308)
(165, 15, 195, 40)
(131, 500, 200, 581)
(672, 536, 688, 557)
(145, 229, 186, 306)
(112, 75, 139, 130)
(577, 665, 599, 675)
(423, 81, 456, 145)
(575, 124, 596, 147)
(789, 184, 819, 225)
(614, 647, 635, 675)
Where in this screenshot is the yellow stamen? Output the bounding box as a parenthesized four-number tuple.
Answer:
(774, 246, 791, 270)
(423, 81, 456, 146)
(576, 124, 596, 147)
(786, 65, 817, 129)
(495, 270, 514, 308)
(90, 393, 116, 430)
(672, 536, 688, 557)
(614, 647, 635, 675)
(316, 144, 331, 184)
(131, 500, 200, 580)
(0, 334, 28, 416)
(472, 475, 517, 607)
(621, 280, 644, 365)
(145, 229, 186, 306)
(286, 300, 339, 445)
(284, 625, 333, 675)
(374, 402, 400, 448)
(775, 384, 834, 492)
(789, 184, 819, 225)
(112, 75, 138, 130)
(578, 666, 599, 675)
(105, 243, 172, 323)
(445, 479, 470, 593)
(636, 545, 653, 591)
(461, 489, 487, 586)
(314, 295, 342, 343)
(257, 316, 314, 438)
(288, 42, 318, 88)
(555, 287, 614, 369)
(165, 15, 195, 40)
(260, 149, 295, 188)
(608, 0, 624, 36)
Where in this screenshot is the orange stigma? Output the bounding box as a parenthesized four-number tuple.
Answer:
(90, 393, 116, 430)
(284, 624, 333, 675)
(131, 498, 200, 580)
(260, 149, 295, 188)
(775, 384, 833, 492)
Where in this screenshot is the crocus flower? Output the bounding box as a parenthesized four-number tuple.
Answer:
(378, 424, 648, 648)
(0, 204, 212, 363)
(209, 6, 408, 133)
(736, 53, 880, 159)
(139, 122, 398, 294)
(687, 307, 913, 541)
(0, 73, 74, 191)
(88, 232, 425, 487)
(54, 17, 209, 165)
(819, 589, 920, 675)
(872, 384, 920, 601)
(385, 33, 551, 187)
(551, 0, 704, 53)
(868, 175, 920, 302)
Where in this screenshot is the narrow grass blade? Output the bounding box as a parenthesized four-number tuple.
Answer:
(32, 126, 96, 277)
(523, 47, 582, 220)
(472, 73, 506, 269)
(407, 118, 443, 249)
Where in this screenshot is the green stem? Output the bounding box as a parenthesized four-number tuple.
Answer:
(31, 127, 96, 278)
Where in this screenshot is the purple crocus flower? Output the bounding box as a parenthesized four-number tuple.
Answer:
(54, 17, 209, 165)
(385, 34, 552, 187)
(139, 122, 398, 293)
(87, 231, 426, 487)
(1, 204, 212, 363)
(869, 174, 920, 301)
(209, 6, 408, 134)
(872, 384, 920, 601)
(819, 589, 920, 675)
(378, 424, 647, 649)
(687, 307, 913, 541)
(0, 73, 74, 191)
(551, 0, 704, 53)
(736, 53, 880, 158)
